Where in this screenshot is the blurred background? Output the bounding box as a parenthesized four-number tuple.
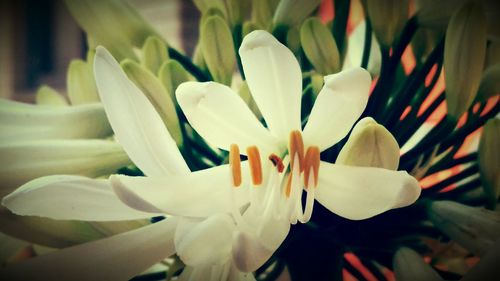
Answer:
(0, 0, 199, 101)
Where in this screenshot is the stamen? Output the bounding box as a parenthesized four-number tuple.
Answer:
(285, 173, 292, 198)
(304, 146, 320, 189)
(229, 144, 242, 187)
(268, 154, 284, 173)
(289, 130, 305, 172)
(246, 146, 263, 185)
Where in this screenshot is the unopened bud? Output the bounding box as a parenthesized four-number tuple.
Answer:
(141, 36, 169, 75)
(365, 0, 408, 47)
(337, 117, 400, 170)
(479, 118, 500, 209)
(393, 247, 443, 281)
(158, 59, 190, 101)
(67, 59, 100, 105)
(252, 0, 280, 28)
(273, 0, 322, 28)
(444, 1, 487, 119)
(427, 200, 500, 256)
(200, 15, 236, 85)
(477, 64, 500, 101)
(300, 18, 340, 75)
(36, 86, 68, 106)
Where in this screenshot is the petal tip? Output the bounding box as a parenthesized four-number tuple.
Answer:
(239, 30, 279, 53)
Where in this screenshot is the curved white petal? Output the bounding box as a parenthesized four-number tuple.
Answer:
(94, 46, 189, 177)
(0, 218, 177, 281)
(303, 67, 371, 151)
(176, 81, 279, 154)
(342, 21, 382, 75)
(2, 175, 156, 221)
(232, 231, 274, 272)
(0, 139, 130, 197)
(175, 215, 235, 266)
(315, 162, 421, 220)
(111, 164, 250, 217)
(0, 99, 111, 142)
(239, 30, 302, 141)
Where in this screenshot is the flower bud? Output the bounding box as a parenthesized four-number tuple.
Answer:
(477, 64, 500, 101)
(67, 59, 100, 105)
(242, 21, 263, 38)
(141, 36, 169, 75)
(200, 15, 236, 85)
(479, 118, 500, 209)
(365, 0, 408, 47)
(238, 81, 262, 119)
(35, 85, 68, 106)
(337, 117, 400, 170)
(393, 247, 443, 281)
(64, 0, 158, 60)
(273, 0, 322, 28)
(251, 0, 279, 28)
(158, 59, 190, 101)
(286, 26, 301, 57)
(310, 73, 324, 97)
(427, 200, 500, 256)
(300, 18, 340, 75)
(444, 1, 487, 119)
(121, 60, 183, 146)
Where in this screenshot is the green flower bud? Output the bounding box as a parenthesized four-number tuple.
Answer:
(141, 36, 169, 75)
(252, 0, 280, 28)
(64, 0, 158, 60)
(158, 59, 190, 101)
(242, 21, 264, 38)
(238, 81, 262, 120)
(393, 247, 443, 281)
(286, 26, 301, 57)
(479, 118, 500, 209)
(427, 200, 500, 256)
(337, 117, 400, 170)
(273, 0, 322, 28)
(444, 1, 487, 119)
(477, 64, 500, 101)
(310, 73, 324, 97)
(67, 59, 100, 105)
(300, 18, 340, 75)
(35, 86, 68, 106)
(200, 16, 236, 85)
(365, 0, 408, 47)
(121, 60, 183, 146)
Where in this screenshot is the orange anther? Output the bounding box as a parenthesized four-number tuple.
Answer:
(229, 144, 242, 187)
(304, 146, 320, 189)
(289, 130, 305, 172)
(268, 154, 285, 173)
(246, 146, 262, 185)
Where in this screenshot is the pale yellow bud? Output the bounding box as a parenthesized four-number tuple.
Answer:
(67, 59, 100, 105)
(393, 247, 443, 281)
(200, 16, 236, 85)
(444, 1, 487, 119)
(300, 18, 340, 75)
(35, 86, 68, 106)
(477, 64, 500, 101)
(158, 59, 190, 101)
(337, 117, 400, 170)
(479, 118, 500, 209)
(141, 36, 169, 75)
(273, 0, 322, 27)
(427, 200, 500, 256)
(365, 0, 408, 47)
(252, 0, 280, 28)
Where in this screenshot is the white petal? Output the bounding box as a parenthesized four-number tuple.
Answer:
(111, 164, 250, 217)
(303, 68, 371, 151)
(239, 30, 302, 141)
(0, 218, 177, 281)
(342, 21, 382, 75)
(175, 214, 235, 266)
(232, 231, 274, 272)
(0, 99, 111, 142)
(176, 81, 279, 154)
(2, 175, 156, 221)
(0, 139, 130, 197)
(315, 162, 421, 220)
(94, 46, 189, 177)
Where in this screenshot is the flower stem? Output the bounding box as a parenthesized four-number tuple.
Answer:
(168, 47, 211, 81)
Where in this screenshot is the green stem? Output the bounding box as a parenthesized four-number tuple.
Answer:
(360, 19, 372, 69)
(168, 47, 211, 81)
